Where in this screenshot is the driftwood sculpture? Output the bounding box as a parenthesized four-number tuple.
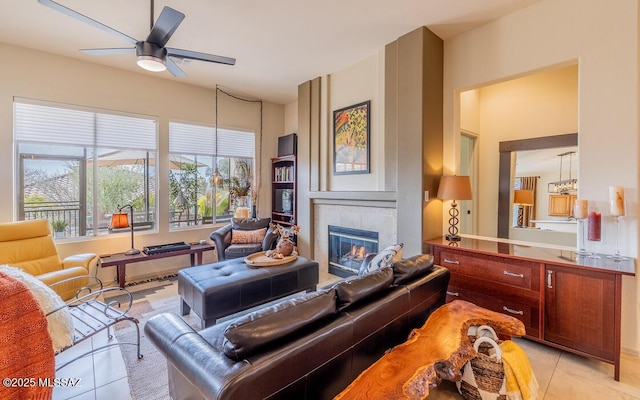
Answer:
(334, 300, 526, 400)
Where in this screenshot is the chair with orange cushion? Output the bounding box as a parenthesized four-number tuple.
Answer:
(0, 219, 98, 301)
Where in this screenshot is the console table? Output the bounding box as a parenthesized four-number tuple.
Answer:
(100, 243, 216, 288)
(427, 236, 635, 381)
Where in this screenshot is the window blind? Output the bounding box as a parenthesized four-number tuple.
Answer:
(14, 101, 157, 150)
(169, 122, 254, 158)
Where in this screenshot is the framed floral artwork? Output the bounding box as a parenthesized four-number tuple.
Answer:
(333, 100, 370, 175)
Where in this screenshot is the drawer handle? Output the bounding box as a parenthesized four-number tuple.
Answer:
(503, 306, 524, 315)
(446, 291, 459, 297)
(443, 258, 460, 265)
(503, 270, 524, 278)
(547, 270, 553, 289)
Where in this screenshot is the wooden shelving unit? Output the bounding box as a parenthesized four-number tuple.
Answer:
(271, 155, 296, 226)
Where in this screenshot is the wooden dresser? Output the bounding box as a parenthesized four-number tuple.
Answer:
(427, 236, 635, 381)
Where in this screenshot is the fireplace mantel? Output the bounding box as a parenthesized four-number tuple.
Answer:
(308, 191, 396, 202)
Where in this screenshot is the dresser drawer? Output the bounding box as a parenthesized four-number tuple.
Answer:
(446, 285, 540, 338)
(438, 249, 540, 292)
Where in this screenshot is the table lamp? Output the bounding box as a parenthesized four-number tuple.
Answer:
(111, 204, 140, 255)
(437, 175, 472, 242)
(513, 189, 534, 227)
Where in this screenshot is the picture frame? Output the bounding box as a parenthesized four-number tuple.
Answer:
(333, 100, 370, 175)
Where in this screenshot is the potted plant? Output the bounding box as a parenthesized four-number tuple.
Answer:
(51, 219, 68, 238)
(228, 160, 252, 209)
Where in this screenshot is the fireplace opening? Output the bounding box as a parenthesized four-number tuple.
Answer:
(328, 225, 379, 277)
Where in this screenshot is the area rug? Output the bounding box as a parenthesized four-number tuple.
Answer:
(112, 277, 200, 400)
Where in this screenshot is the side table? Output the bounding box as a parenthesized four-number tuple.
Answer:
(100, 243, 216, 288)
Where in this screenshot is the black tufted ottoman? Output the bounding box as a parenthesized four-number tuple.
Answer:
(178, 256, 319, 328)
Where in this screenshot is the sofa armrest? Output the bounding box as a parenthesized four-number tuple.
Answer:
(262, 228, 279, 251)
(145, 313, 229, 399)
(210, 224, 233, 261)
(62, 253, 98, 276)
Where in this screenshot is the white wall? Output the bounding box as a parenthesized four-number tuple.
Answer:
(444, 0, 639, 354)
(0, 42, 284, 283)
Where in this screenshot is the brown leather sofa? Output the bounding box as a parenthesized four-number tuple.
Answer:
(145, 254, 450, 400)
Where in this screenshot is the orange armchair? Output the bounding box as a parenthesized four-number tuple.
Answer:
(0, 219, 98, 301)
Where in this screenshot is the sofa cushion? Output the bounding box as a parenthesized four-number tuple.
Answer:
(223, 289, 337, 360)
(359, 243, 403, 275)
(334, 267, 393, 311)
(392, 254, 435, 285)
(231, 217, 271, 230)
(230, 228, 267, 245)
(224, 243, 264, 259)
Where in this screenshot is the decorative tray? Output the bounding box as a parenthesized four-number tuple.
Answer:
(244, 251, 298, 266)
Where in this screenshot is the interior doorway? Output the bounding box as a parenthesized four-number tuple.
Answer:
(459, 132, 477, 235)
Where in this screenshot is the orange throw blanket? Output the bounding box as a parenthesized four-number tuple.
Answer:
(0, 272, 55, 400)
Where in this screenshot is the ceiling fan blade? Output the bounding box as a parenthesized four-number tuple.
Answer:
(166, 57, 186, 78)
(167, 48, 236, 66)
(147, 7, 185, 47)
(38, 0, 137, 45)
(81, 48, 136, 56)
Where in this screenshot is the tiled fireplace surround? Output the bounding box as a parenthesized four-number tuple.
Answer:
(313, 202, 397, 275)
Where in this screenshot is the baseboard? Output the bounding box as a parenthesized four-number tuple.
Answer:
(621, 346, 640, 358)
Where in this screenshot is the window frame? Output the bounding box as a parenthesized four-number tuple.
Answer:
(14, 99, 159, 238)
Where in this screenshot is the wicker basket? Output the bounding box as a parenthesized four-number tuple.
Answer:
(457, 326, 507, 400)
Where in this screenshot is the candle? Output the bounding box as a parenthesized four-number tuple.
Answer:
(609, 186, 625, 216)
(588, 211, 601, 241)
(573, 199, 588, 219)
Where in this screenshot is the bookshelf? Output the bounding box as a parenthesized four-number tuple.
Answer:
(271, 155, 296, 226)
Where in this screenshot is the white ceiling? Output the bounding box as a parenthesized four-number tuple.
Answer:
(0, 0, 541, 104)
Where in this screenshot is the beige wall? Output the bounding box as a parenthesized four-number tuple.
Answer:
(326, 53, 386, 191)
(0, 42, 284, 282)
(284, 101, 298, 135)
(444, 0, 639, 354)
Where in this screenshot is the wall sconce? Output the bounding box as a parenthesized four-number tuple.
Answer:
(110, 204, 140, 255)
(513, 189, 535, 227)
(437, 175, 473, 242)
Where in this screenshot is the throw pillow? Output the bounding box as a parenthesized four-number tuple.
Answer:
(360, 243, 404, 275)
(230, 228, 267, 245)
(0, 265, 74, 354)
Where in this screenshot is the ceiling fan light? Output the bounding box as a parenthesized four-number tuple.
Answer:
(137, 55, 166, 72)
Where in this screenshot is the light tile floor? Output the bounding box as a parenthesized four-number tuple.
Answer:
(53, 271, 640, 399)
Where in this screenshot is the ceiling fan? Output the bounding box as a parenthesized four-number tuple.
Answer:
(37, 0, 235, 77)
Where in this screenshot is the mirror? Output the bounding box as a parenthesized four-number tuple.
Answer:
(497, 134, 578, 246)
(459, 63, 578, 246)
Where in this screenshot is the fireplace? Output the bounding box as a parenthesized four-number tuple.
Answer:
(328, 225, 379, 277)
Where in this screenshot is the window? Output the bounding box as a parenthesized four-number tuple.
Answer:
(168, 122, 254, 228)
(15, 99, 157, 238)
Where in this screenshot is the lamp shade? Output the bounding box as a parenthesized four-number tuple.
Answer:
(110, 212, 130, 229)
(437, 176, 472, 200)
(514, 189, 535, 206)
